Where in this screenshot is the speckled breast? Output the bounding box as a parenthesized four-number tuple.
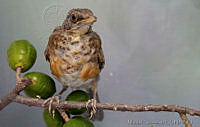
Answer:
(52, 31, 100, 88)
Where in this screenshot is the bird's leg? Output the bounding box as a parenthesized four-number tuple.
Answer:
(58, 85, 68, 95)
(42, 95, 60, 118)
(86, 80, 97, 119)
(42, 85, 68, 118)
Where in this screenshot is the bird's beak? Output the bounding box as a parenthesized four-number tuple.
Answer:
(77, 16, 97, 24)
(88, 16, 97, 23)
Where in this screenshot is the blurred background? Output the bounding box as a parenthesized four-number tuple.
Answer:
(1, 0, 200, 126)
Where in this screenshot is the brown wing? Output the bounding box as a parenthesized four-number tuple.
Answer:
(91, 32, 105, 71)
(44, 38, 52, 61)
(44, 26, 64, 78)
(44, 26, 62, 61)
(79, 32, 105, 82)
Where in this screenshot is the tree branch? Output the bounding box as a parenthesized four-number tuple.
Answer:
(0, 67, 32, 111)
(57, 108, 70, 122)
(12, 95, 200, 117)
(179, 113, 192, 127)
(0, 69, 199, 126)
(0, 79, 32, 111)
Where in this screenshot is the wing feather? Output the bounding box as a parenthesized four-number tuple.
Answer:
(89, 32, 105, 70)
(44, 26, 62, 61)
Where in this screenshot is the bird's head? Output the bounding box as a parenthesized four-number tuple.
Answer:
(62, 8, 97, 34)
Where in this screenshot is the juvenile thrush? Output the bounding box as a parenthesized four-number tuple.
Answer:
(44, 8, 105, 120)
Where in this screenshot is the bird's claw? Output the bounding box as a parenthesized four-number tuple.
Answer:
(42, 95, 60, 118)
(86, 99, 97, 119)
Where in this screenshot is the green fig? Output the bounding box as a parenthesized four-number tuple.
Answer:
(63, 116, 94, 127)
(7, 40, 37, 72)
(24, 72, 56, 99)
(43, 109, 65, 127)
(66, 90, 89, 115)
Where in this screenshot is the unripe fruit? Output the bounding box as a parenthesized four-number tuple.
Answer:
(7, 40, 37, 72)
(43, 109, 65, 127)
(66, 90, 89, 115)
(24, 72, 56, 99)
(63, 116, 94, 127)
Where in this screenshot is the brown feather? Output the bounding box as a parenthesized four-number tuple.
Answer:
(49, 56, 63, 78)
(44, 8, 105, 88)
(80, 63, 100, 82)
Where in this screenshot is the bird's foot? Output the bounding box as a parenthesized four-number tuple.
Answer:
(86, 99, 97, 119)
(42, 95, 61, 118)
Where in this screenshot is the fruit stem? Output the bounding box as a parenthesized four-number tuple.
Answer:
(57, 108, 70, 122)
(16, 66, 22, 84)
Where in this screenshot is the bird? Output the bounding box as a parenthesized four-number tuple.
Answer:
(44, 8, 105, 120)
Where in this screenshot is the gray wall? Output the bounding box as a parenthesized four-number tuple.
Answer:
(1, 0, 200, 126)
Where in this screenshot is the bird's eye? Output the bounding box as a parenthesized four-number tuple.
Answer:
(71, 14, 77, 22)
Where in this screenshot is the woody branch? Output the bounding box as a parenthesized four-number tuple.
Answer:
(0, 73, 196, 126)
(11, 95, 200, 117)
(0, 67, 32, 110)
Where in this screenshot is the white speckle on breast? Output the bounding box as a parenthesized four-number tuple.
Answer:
(72, 36, 80, 42)
(58, 73, 95, 90)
